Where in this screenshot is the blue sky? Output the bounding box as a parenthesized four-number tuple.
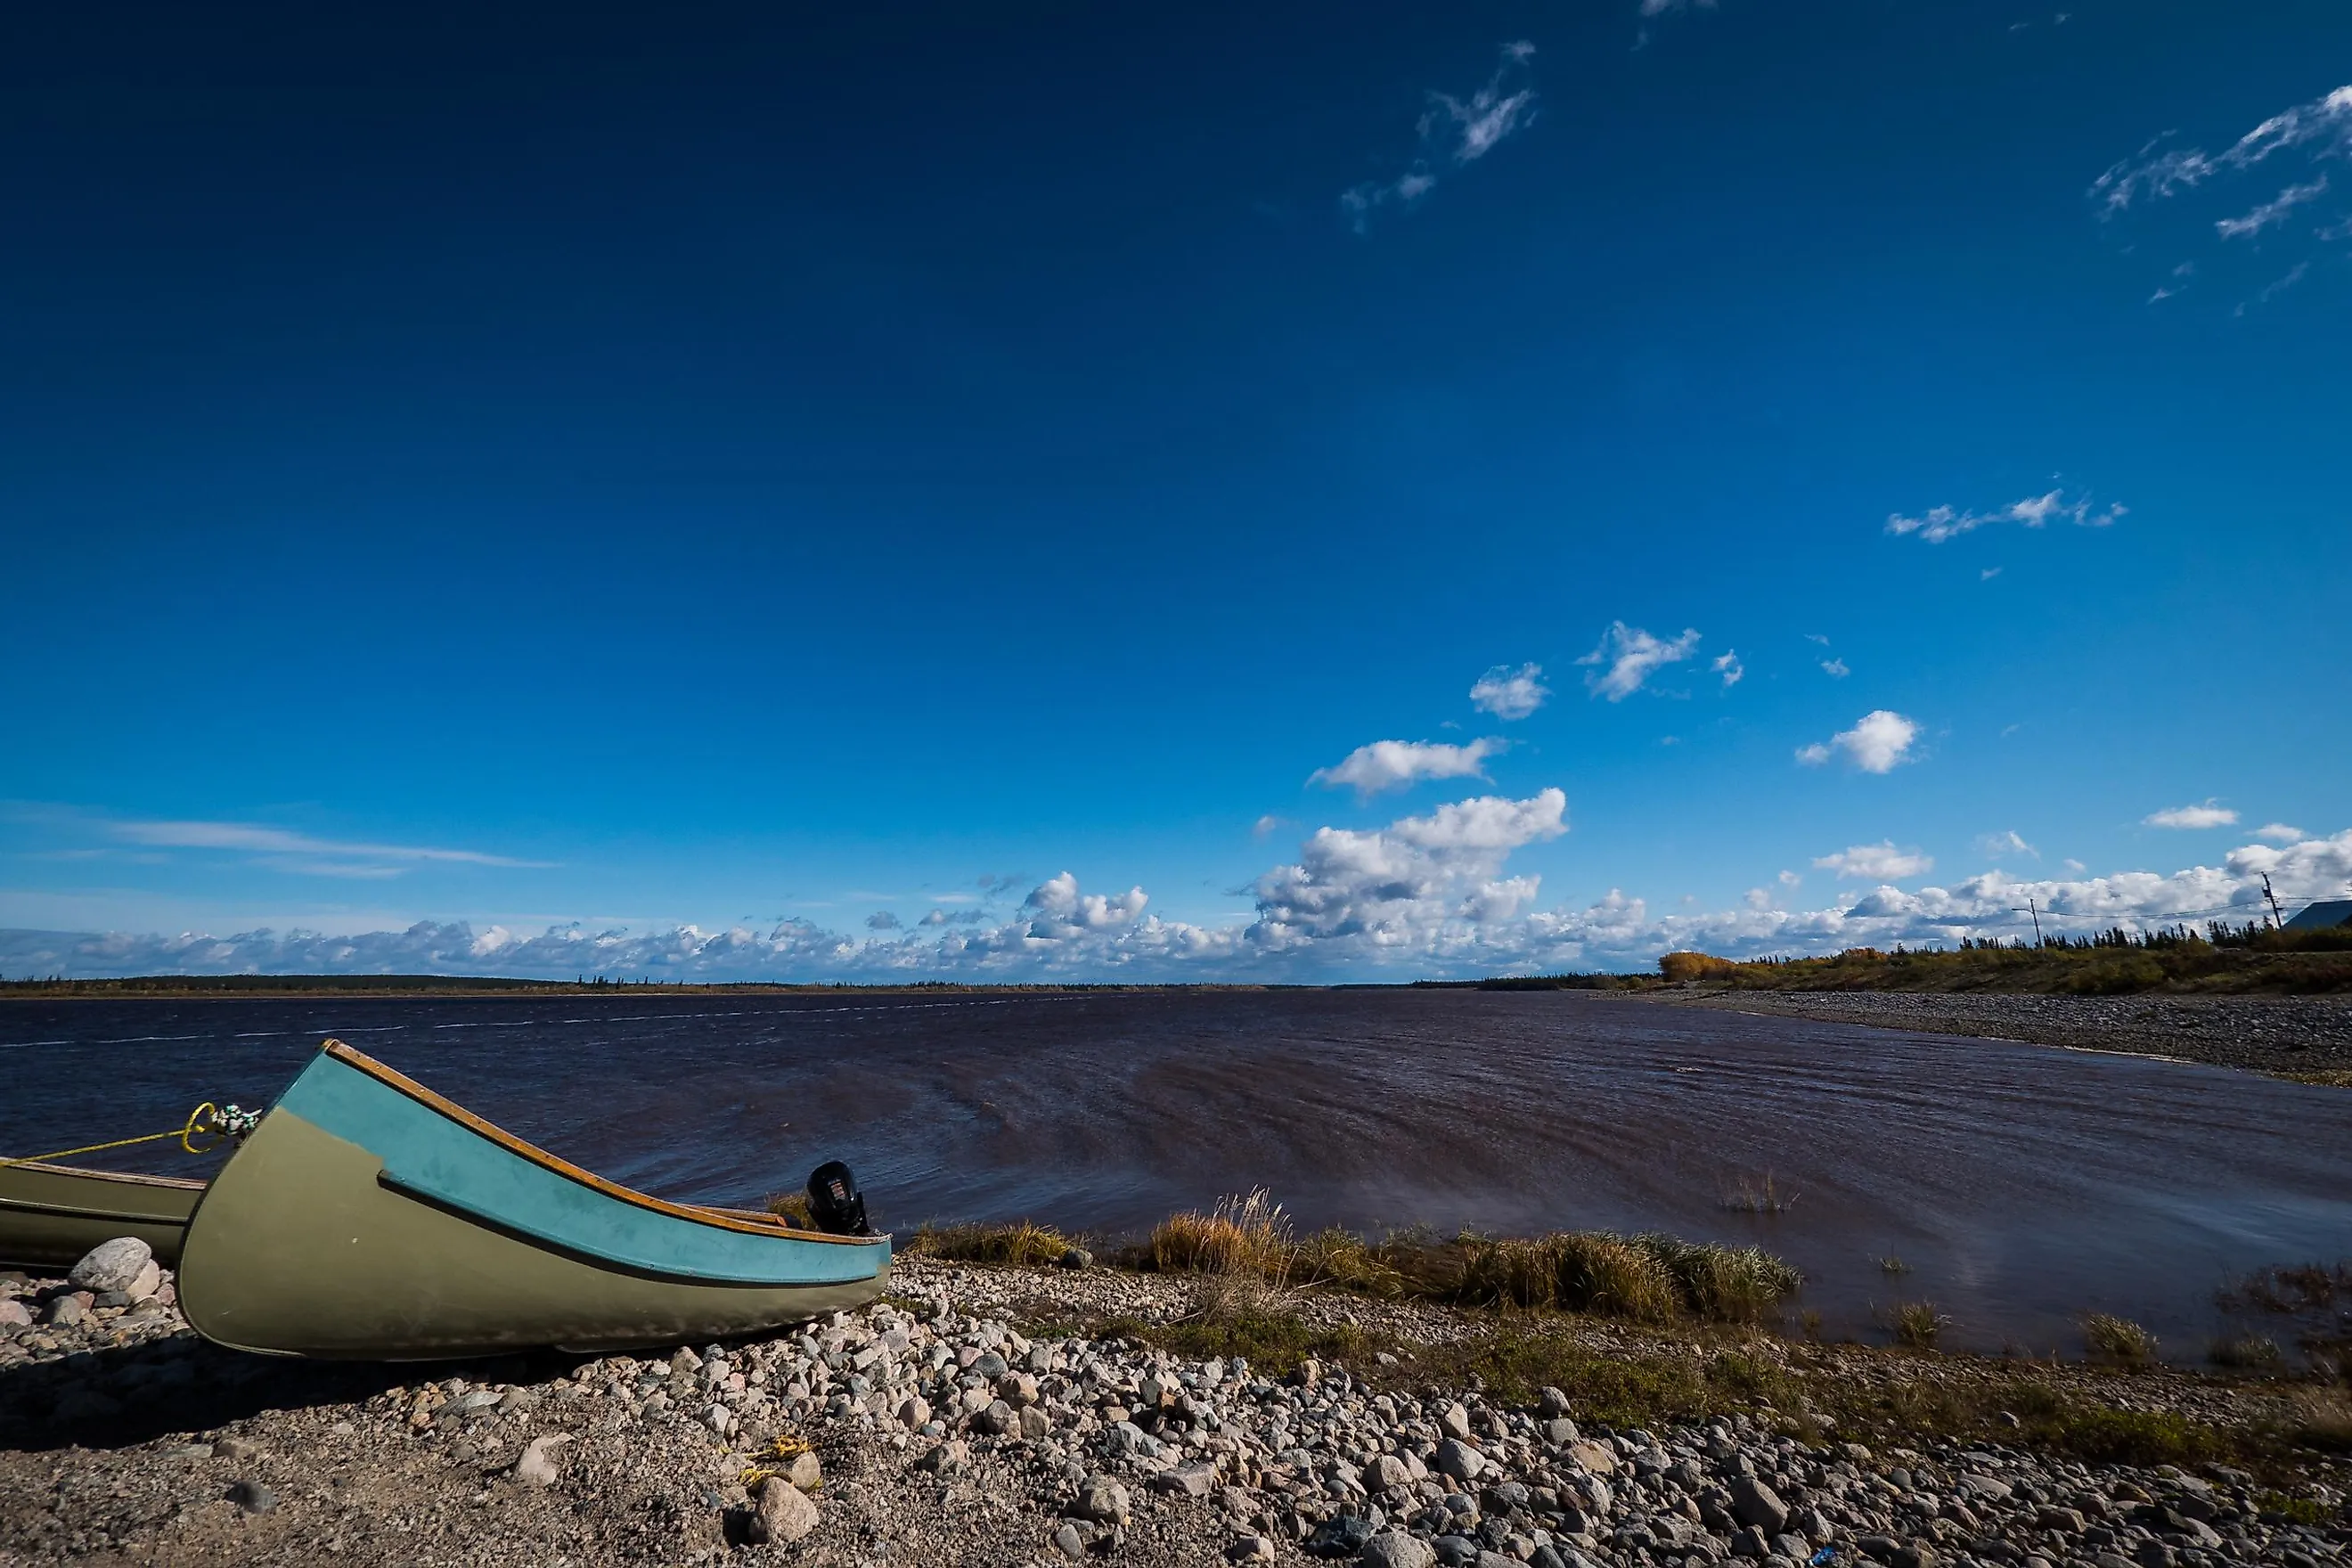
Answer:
(3, 1, 2348, 979)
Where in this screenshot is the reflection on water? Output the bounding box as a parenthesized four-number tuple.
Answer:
(4, 988, 2348, 1354)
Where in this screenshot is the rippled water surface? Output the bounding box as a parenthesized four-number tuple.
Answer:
(5, 989, 2348, 1353)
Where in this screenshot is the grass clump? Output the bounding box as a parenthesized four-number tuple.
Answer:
(1720, 1172, 1799, 1214)
(1878, 1256, 1911, 1275)
(2208, 1335, 2284, 1370)
(1291, 1226, 1408, 1298)
(1640, 1234, 1804, 1324)
(1886, 1300, 1948, 1350)
(2083, 1312, 2159, 1365)
(1148, 1188, 1293, 1279)
(2218, 1261, 2351, 1314)
(2278, 1387, 2352, 1453)
(902, 1218, 1075, 1267)
(1456, 1233, 1678, 1322)
(1451, 1231, 1801, 1325)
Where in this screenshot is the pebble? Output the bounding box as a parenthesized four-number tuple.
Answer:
(512, 1433, 571, 1486)
(4, 1249, 2348, 1568)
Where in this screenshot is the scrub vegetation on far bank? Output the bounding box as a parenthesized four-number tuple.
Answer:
(1650, 923, 2352, 996)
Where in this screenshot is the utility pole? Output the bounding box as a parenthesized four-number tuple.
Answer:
(2260, 873, 2285, 930)
(2012, 896, 2043, 944)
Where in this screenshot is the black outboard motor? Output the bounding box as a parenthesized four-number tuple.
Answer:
(805, 1160, 872, 1236)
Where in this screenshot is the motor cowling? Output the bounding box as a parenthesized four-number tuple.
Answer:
(805, 1160, 871, 1236)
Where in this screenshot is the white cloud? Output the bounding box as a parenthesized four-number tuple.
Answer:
(2254, 822, 2307, 844)
(1253, 814, 1287, 837)
(1578, 622, 1702, 701)
(1711, 650, 1744, 688)
(1309, 738, 1505, 797)
(2217, 175, 2330, 239)
(2093, 86, 2352, 217)
(2064, 858, 2087, 872)
(1886, 489, 2125, 544)
(69, 816, 557, 878)
(1976, 829, 2039, 860)
(1776, 870, 1803, 889)
(1343, 43, 1538, 232)
(1469, 663, 1550, 720)
(2144, 800, 2238, 829)
(16, 825, 2352, 983)
(1795, 710, 1920, 774)
(1814, 842, 1936, 882)
(866, 911, 902, 931)
(1820, 657, 1849, 679)
(1247, 790, 1569, 955)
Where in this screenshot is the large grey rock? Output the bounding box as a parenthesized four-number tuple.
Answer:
(750, 1476, 819, 1544)
(0, 1299, 31, 1329)
(1730, 1474, 1790, 1534)
(1439, 1402, 1474, 1441)
(43, 1294, 86, 1327)
(1360, 1531, 1437, 1568)
(69, 1237, 152, 1294)
(1053, 1523, 1088, 1560)
(1363, 1454, 1414, 1493)
(1434, 1438, 1485, 1483)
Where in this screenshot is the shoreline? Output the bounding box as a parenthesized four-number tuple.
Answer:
(1613, 988, 2352, 1083)
(4, 1254, 2348, 1567)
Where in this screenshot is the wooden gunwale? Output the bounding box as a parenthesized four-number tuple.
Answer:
(319, 1040, 882, 1249)
(0, 1161, 205, 1191)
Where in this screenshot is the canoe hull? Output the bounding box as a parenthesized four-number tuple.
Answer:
(179, 1044, 890, 1360)
(0, 1162, 204, 1270)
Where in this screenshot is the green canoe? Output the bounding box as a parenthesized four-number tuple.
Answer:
(0, 1161, 206, 1270)
(179, 1040, 892, 1360)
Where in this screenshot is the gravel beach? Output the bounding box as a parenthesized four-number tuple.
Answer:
(4, 1245, 2348, 1568)
(1617, 992, 2352, 1080)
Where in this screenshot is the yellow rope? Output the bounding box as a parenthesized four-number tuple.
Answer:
(0, 1103, 233, 1170)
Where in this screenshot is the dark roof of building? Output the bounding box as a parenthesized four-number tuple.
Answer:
(2284, 899, 2352, 930)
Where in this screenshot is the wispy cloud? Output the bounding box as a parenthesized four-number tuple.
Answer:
(1711, 650, 1744, 689)
(1578, 622, 1702, 701)
(2092, 86, 2352, 305)
(2094, 86, 2352, 217)
(1343, 43, 1539, 232)
(1309, 738, 1506, 798)
(2144, 800, 2237, 829)
(104, 817, 553, 875)
(1820, 657, 1850, 679)
(1885, 488, 2124, 544)
(2254, 822, 2307, 845)
(2217, 175, 2330, 239)
(1977, 829, 2039, 860)
(1814, 842, 1935, 882)
(1468, 663, 1550, 720)
(1796, 710, 1920, 774)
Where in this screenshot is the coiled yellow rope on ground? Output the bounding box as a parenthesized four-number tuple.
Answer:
(0, 1101, 255, 1169)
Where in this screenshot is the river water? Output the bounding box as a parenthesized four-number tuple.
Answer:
(4, 988, 2346, 1356)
